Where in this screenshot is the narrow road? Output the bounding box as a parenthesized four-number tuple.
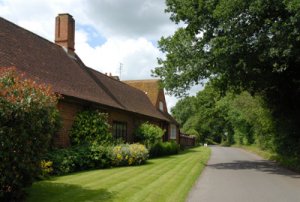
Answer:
(187, 146, 300, 202)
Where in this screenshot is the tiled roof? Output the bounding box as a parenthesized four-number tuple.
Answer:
(0, 17, 169, 121)
(124, 79, 179, 125)
(87, 68, 169, 121)
(123, 79, 161, 106)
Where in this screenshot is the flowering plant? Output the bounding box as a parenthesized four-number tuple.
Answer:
(110, 144, 149, 166)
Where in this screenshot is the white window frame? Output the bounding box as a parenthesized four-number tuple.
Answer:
(159, 101, 164, 111)
(170, 124, 177, 139)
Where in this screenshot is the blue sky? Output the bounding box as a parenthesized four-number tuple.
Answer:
(0, 0, 203, 109)
(77, 24, 107, 48)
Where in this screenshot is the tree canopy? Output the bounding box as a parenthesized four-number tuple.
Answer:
(172, 84, 276, 152)
(154, 0, 300, 158)
(154, 0, 300, 98)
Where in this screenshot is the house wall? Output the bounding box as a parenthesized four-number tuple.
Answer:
(108, 110, 135, 142)
(54, 100, 82, 147)
(108, 110, 163, 143)
(53, 99, 166, 147)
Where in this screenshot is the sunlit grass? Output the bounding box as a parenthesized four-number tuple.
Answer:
(26, 146, 210, 202)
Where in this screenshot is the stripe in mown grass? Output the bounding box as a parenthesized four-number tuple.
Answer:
(82, 156, 175, 189)
(126, 155, 196, 202)
(123, 147, 210, 202)
(112, 155, 196, 201)
(27, 146, 210, 202)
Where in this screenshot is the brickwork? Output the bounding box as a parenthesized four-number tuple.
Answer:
(53, 100, 82, 147)
(55, 13, 75, 52)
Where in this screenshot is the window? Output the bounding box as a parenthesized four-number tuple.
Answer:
(159, 101, 164, 111)
(170, 124, 177, 139)
(112, 121, 127, 141)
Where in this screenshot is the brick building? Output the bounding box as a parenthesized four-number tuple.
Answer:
(0, 14, 179, 147)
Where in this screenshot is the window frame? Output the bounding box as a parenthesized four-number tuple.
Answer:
(112, 121, 127, 141)
(159, 101, 164, 111)
(170, 124, 177, 139)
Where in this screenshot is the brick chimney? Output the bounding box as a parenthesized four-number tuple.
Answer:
(55, 13, 75, 54)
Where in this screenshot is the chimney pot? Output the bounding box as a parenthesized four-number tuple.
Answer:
(55, 13, 75, 54)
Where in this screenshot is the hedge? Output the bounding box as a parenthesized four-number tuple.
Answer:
(0, 67, 60, 201)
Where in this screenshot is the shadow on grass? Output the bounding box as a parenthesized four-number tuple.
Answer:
(208, 160, 300, 179)
(26, 182, 116, 202)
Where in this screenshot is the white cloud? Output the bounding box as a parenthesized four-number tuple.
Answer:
(75, 29, 162, 80)
(83, 0, 178, 39)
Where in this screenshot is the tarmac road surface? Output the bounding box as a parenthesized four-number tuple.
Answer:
(187, 146, 300, 202)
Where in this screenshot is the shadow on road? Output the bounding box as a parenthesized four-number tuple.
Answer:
(208, 160, 300, 178)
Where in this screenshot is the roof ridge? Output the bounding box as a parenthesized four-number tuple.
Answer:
(123, 79, 160, 82)
(86, 67, 154, 96)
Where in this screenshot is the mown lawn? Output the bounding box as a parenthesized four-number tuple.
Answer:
(26, 146, 210, 202)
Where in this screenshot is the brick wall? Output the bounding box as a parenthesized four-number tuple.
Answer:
(54, 100, 82, 147)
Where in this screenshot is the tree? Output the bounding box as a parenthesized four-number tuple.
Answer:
(216, 92, 276, 148)
(154, 0, 300, 157)
(172, 83, 225, 144)
(171, 96, 196, 126)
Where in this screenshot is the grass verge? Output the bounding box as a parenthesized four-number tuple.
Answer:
(26, 146, 210, 202)
(233, 144, 300, 172)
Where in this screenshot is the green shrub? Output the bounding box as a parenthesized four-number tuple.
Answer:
(110, 144, 149, 166)
(0, 67, 60, 201)
(134, 122, 165, 148)
(150, 141, 180, 157)
(45, 143, 149, 175)
(40, 160, 54, 177)
(46, 143, 112, 175)
(70, 110, 112, 145)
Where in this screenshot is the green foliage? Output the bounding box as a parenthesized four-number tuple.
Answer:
(174, 83, 224, 144)
(149, 141, 180, 158)
(40, 160, 54, 177)
(70, 110, 112, 145)
(218, 92, 276, 149)
(154, 0, 300, 159)
(110, 144, 149, 166)
(134, 122, 165, 148)
(45, 144, 112, 175)
(171, 97, 196, 125)
(155, 0, 300, 98)
(184, 128, 199, 137)
(45, 143, 150, 175)
(172, 83, 276, 152)
(0, 67, 60, 201)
